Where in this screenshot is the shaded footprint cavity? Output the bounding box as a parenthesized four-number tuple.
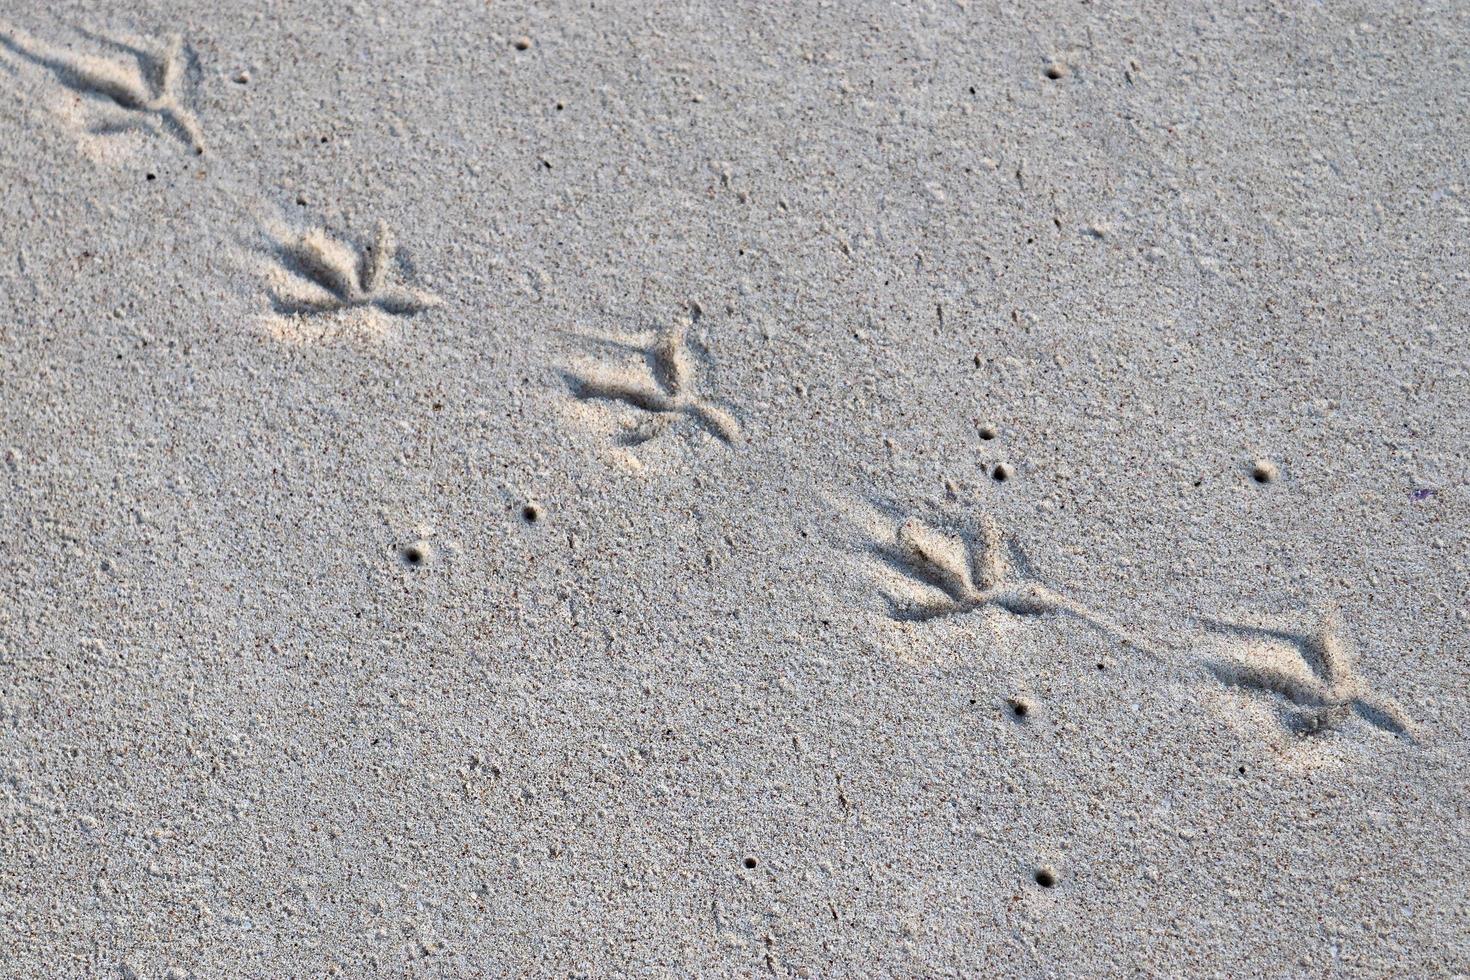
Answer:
(564, 318, 742, 446)
(1203, 611, 1414, 740)
(0, 23, 205, 152)
(267, 221, 439, 318)
(873, 511, 1159, 657)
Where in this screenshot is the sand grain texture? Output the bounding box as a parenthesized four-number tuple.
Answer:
(0, 1, 1466, 977)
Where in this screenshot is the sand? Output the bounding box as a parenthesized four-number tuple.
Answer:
(0, 1, 1466, 976)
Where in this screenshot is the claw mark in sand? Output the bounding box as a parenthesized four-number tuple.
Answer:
(267, 221, 439, 318)
(878, 513, 1157, 655)
(0, 23, 204, 152)
(1203, 609, 1415, 740)
(564, 318, 741, 445)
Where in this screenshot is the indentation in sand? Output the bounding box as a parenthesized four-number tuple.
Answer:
(1201, 608, 1415, 741)
(255, 220, 440, 343)
(863, 509, 1161, 657)
(561, 313, 742, 447)
(0, 22, 204, 154)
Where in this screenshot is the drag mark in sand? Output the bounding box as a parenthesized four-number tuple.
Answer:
(563, 317, 741, 446)
(0, 23, 204, 152)
(1203, 609, 1415, 740)
(266, 221, 439, 318)
(877, 512, 1159, 655)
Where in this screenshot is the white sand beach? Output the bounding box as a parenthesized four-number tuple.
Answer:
(0, 2, 1466, 975)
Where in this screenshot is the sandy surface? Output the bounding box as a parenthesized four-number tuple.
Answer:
(1, 1, 1467, 976)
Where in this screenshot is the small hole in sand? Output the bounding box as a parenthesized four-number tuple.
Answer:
(978, 424, 998, 440)
(1044, 64, 1066, 80)
(400, 544, 426, 567)
(1007, 698, 1031, 719)
(521, 503, 542, 523)
(992, 463, 1013, 482)
(1096, 662, 1106, 671)
(1238, 765, 1247, 775)
(145, 173, 156, 181)
(1251, 460, 1278, 484)
(513, 36, 532, 50)
(1034, 867, 1057, 888)
(742, 855, 758, 870)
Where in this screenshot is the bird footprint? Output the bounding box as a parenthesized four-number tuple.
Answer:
(0, 23, 204, 153)
(879, 512, 1159, 655)
(1203, 609, 1415, 740)
(564, 318, 741, 445)
(268, 222, 439, 317)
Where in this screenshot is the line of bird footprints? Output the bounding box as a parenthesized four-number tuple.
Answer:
(879, 514, 1415, 743)
(0, 22, 438, 325)
(2, 24, 1417, 747)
